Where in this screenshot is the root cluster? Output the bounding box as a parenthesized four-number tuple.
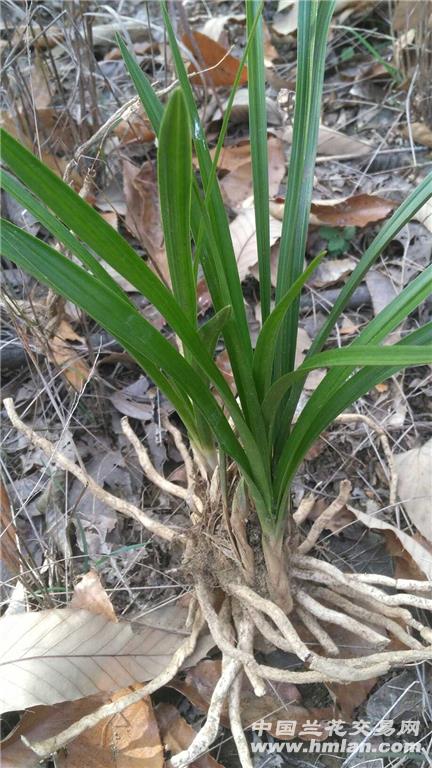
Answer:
(5, 398, 432, 768)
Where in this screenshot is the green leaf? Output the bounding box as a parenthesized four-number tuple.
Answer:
(160, 2, 252, 361)
(199, 307, 232, 354)
(246, 0, 271, 323)
(0, 169, 129, 303)
(116, 35, 163, 132)
(274, 0, 335, 380)
(274, 322, 432, 516)
(253, 250, 325, 399)
(263, 344, 432, 428)
(0, 130, 244, 425)
(158, 89, 196, 324)
(1, 221, 274, 499)
(277, 172, 432, 442)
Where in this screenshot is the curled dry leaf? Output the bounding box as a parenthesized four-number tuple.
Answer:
(310, 194, 396, 227)
(156, 703, 223, 768)
(1, 690, 163, 768)
(0, 608, 189, 713)
(183, 31, 247, 87)
(110, 376, 154, 421)
(348, 505, 432, 580)
(273, 0, 373, 36)
(323, 125, 372, 157)
(403, 121, 432, 149)
(271, 193, 395, 227)
(70, 569, 117, 622)
(230, 208, 282, 279)
(310, 257, 357, 288)
(395, 438, 432, 543)
(365, 269, 398, 317)
(123, 159, 170, 286)
(284, 125, 372, 158)
(114, 106, 155, 145)
(220, 136, 285, 209)
(48, 319, 90, 391)
(414, 198, 432, 233)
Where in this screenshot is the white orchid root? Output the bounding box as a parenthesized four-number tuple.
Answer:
(5, 397, 432, 768)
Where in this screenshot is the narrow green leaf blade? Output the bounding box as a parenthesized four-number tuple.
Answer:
(263, 344, 432, 426)
(199, 306, 232, 354)
(0, 170, 129, 303)
(158, 90, 196, 324)
(274, 0, 334, 378)
(0, 221, 253, 473)
(116, 34, 163, 132)
(253, 251, 325, 399)
(246, 0, 270, 322)
(274, 322, 432, 515)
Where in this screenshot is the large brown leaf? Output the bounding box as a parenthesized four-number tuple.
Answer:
(183, 31, 247, 87)
(395, 439, 432, 543)
(270, 193, 396, 227)
(1, 690, 163, 768)
(0, 608, 189, 713)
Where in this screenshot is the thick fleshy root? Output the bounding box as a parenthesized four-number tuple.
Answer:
(5, 398, 432, 768)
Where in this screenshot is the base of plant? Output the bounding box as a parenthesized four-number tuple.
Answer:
(6, 398, 432, 768)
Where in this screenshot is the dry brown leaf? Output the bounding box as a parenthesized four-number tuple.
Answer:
(284, 124, 372, 158)
(230, 208, 283, 279)
(210, 141, 252, 172)
(395, 439, 432, 543)
(49, 320, 90, 391)
(183, 31, 247, 87)
(70, 570, 117, 622)
(199, 13, 246, 45)
(348, 505, 432, 579)
(220, 136, 285, 208)
(0, 481, 20, 583)
(156, 703, 223, 767)
(57, 688, 163, 768)
(384, 530, 431, 582)
(263, 20, 279, 66)
(0, 608, 189, 713)
(215, 350, 236, 392)
(123, 159, 170, 285)
(114, 107, 155, 145)
(273, 0, 373, 36)
(1, 691, 163, 768)
(365, 269, 398, 316)
(270, 193, 394, 228)
(0, 113, 70, 177)
(100, 211, 118, 230)
(310, 194, 396, 227)
(197, 278, 212, 315)
(310, 257, 357, 288)
(392, 0, 431, 31)
(403, 121, 432, 148)
(414, 198, 432, 233)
